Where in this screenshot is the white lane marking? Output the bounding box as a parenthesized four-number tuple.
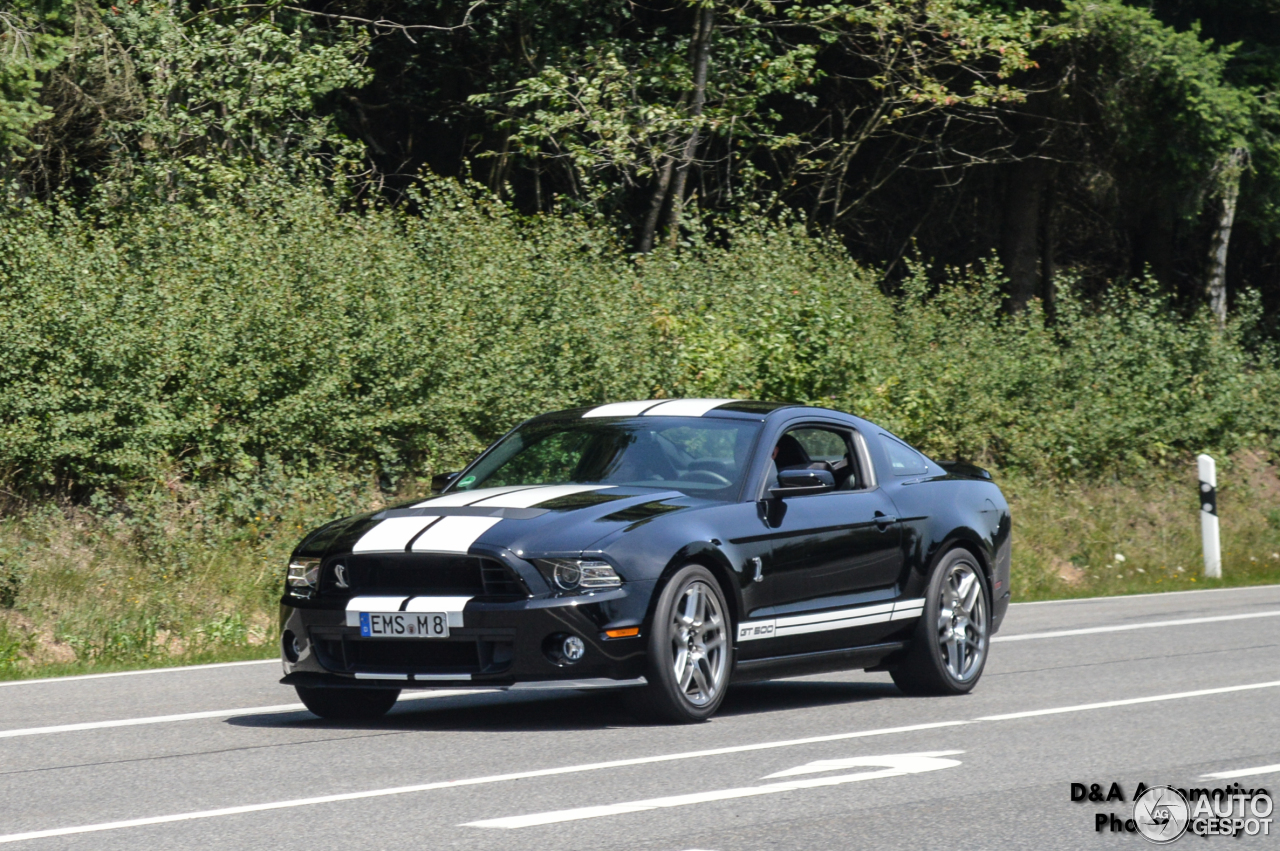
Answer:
(1202, 763, 1280, 780)
(582, 400, 663, 418)
(642, 398, 737, 417)
(976, 680, 1280, 721)
(472, 484, 609, 508)
(992, 609, 1280, 643)
(0, 659, 278, 688)
(465, 751, 964, 828)
(0, 721, 967, 844)
(7, 674, 1280, 843)
(0, 691, 488, 740)
(1011, 584, 1280, 607)
(352, 516, 440, 553)
(761, 751, 962, 780)
(3, 589, 1265, 689)
(409, 515, 504, 553)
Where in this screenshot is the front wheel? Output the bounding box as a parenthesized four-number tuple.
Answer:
(295, 685, 400, 720)
(890, 548, 991, 696)
(628, 565, 732, 723)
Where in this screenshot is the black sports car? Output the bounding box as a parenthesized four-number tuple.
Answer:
(279, 399, 1011, 722)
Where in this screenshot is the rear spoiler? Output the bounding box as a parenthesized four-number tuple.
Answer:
(936, 460, 993, 480)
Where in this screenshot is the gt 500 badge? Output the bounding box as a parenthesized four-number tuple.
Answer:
(737, 620, 776, 641)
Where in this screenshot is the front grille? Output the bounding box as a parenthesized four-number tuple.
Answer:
(323, 554, 528, 600)
(313, 635, 514, 676)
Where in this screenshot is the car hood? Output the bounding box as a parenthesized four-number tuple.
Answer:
(299, 484, 712, 560)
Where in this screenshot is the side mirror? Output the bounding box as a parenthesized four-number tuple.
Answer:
(431, 471, 461, 493)
(770, 468, 835, 497)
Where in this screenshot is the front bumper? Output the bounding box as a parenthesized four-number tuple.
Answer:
(279, 581, 653, 689)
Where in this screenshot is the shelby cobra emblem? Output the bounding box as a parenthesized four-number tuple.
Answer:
(279, 399, 1012, 723)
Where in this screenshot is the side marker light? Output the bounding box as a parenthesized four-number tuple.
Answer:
(604, 627, 640, 639)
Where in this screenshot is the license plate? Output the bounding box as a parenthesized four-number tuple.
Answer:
(358, 611, 449, 639)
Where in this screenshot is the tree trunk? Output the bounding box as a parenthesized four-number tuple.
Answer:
(1205, 147, 1246, 328)
(1001, 157, 1049, 312)
(664, 5, 715, 247)
(638, 157, 677, 253)
(1040, 174, 1057, 320)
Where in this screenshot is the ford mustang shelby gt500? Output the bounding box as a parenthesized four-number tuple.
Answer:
(280, 399, 1011, 722)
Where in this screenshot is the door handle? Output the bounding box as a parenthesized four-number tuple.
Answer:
(874, 511, 897, 531)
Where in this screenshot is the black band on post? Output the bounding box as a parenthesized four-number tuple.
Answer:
(1199, 481, 1217, 516)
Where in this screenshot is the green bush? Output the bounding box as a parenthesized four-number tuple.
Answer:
(0, 175, 1275, 509)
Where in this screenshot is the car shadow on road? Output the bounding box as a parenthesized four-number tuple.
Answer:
(224, 677, 905, 733)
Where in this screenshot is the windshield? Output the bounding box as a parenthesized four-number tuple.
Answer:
(455, 417, 761, 500)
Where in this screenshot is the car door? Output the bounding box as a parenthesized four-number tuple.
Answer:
(731, 423, 905, 656)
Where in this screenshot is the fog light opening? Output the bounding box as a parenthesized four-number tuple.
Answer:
(562, 635, 585, 663)
(282, 630, 305, 663)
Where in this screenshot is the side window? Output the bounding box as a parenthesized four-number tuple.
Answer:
(773, 426, 862, 491)
(879, 434, 929, 477)
(791, 428, 849, 464)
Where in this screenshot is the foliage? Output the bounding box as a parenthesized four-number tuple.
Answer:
(0, 177, 1275, 504)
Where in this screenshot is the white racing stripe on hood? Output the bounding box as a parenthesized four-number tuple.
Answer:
(581, 400, 663, 418)
(471, 484, 610, 508)
(358, 485, 612, 556)
(352, 517, 441, 553)
(410, 516, 505, 554)
(412, 485, 539, 508)
(350, 486, 540, 553)
(642, 398, 738, 417)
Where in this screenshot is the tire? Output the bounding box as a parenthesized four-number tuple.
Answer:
(890, 548, 991, 696)
(627, 565, 732, 723)
(295, 685, 400, 720)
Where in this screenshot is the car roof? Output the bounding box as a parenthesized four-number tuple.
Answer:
(532, 399, 855, 424)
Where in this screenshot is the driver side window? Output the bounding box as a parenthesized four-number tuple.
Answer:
(771, 426, 861, 491)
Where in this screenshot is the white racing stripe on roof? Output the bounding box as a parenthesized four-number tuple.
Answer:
(412, 485, 539, 508)
(581, 400, 663, 418)
(642, 398, 738, 417)
(472, 484, 610, 509)
(410, 516, 504, 554)
(352, 516, 441, 553)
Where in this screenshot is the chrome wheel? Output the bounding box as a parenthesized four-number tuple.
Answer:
(937, 561, 988, 682)
(669, 579, 729, 706)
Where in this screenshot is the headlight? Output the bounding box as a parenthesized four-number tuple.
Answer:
(286, 557, 321, 598)
(533, 559, 622, 593)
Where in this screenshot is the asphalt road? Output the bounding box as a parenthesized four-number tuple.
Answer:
(2, 585, 1279, 850)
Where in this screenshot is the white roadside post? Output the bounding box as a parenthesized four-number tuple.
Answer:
(1197, 454, 1221, 579)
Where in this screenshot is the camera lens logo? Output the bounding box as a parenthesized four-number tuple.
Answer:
(1133, 786, 1190, 844)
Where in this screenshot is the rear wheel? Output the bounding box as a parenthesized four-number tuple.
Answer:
(891, 548, 990, 696)
(628, 565, 731, 723)
(295, 686, 400, 720)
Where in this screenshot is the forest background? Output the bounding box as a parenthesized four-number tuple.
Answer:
(2, 0, 1280, 677)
